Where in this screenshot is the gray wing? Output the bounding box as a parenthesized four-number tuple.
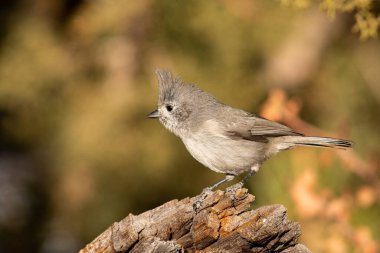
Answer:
(225, 114, 302, 143)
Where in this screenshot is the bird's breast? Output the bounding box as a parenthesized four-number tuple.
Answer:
(181, 130, 265, 175)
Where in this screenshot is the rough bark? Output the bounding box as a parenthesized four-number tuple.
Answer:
(79, 188, 311, 253)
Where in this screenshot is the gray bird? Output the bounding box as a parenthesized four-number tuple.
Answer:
(148, 69, 352, 203)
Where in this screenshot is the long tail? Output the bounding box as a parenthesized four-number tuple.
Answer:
(283, 136, 353, 149)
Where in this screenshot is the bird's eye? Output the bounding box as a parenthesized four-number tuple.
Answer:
(165, 105, 173, 112)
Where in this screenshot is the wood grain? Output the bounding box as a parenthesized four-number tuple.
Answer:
(79, 188, 311, 253)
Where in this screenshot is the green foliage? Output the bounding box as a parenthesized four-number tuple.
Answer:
(282, 0, 380, 39)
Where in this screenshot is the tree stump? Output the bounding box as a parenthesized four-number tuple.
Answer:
(79, 188, 311, 253)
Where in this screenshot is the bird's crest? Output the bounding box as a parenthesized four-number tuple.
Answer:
(155, 69, 184, 104)
(155, 69, 217, 106)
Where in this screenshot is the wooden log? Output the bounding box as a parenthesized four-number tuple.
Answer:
(79, 188, 311, 253)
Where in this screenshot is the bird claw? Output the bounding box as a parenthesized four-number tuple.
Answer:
(192, 187, 213, 214)
(226, 182, 244, 206)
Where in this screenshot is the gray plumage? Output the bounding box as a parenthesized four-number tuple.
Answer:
(149, 69, 352, 188)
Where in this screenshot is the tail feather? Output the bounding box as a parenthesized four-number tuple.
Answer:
(292, 136, 353, 149)
(285, 136, 352, 149)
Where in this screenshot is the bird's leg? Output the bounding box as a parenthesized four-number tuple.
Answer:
(227, 164, 260, 205)
(203, 174, 235, 192)
(193, 174, 235, 213)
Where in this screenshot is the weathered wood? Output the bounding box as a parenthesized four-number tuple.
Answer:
(79, 188, 311, 253)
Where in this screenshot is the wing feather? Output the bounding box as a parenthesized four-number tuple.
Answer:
(225, 114, 302, 143)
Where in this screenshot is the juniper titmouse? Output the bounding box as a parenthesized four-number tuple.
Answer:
(148, 69, 352, 205)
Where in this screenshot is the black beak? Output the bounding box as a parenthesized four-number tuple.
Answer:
(147, 109, 160, 119)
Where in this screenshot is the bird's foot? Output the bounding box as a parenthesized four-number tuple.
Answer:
(226, 182, 244, 207)
(192, 187, 213, 214)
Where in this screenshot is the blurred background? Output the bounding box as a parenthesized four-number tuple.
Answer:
(0, 0, 379, 252)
